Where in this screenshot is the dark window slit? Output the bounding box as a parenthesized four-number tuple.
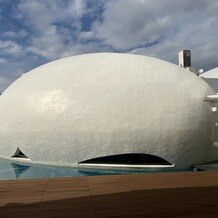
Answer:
(79, 153, 172, 165)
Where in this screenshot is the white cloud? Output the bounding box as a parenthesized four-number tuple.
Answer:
(3, 30, 28, 38)
(3, 31, 17, 38)
(0, 58, 6, 64)
(67, 0, 87, 20)
(0, 58, 7, 64)
(16, 0, 91, 59)
(79, 31, 94, 41)
(7, 0, 218, 68)
(92, 0, 218, 70)
(15, 0, 107, 60)
(16, 1, 65, 59)
(92, 0, 173, 50)
(0, 40, 25, 57)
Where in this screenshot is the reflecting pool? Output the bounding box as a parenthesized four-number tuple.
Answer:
(0, 158, 191, 180)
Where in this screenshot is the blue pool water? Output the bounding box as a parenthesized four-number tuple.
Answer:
(0, 158, 188, 180)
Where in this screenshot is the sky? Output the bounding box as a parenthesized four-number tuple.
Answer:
(0, 0, 218, 92)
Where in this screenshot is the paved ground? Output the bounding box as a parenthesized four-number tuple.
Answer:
(0, 171, 218, 217)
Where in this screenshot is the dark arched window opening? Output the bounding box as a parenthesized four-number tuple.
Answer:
(11, 147, 28, 159)
(79, 153, 172, 166)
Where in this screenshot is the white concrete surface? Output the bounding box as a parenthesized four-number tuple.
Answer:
(200, 67, 218, 78)
(0, 53, 217, 169)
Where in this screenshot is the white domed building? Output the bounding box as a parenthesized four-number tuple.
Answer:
(0, 53, 217, 170)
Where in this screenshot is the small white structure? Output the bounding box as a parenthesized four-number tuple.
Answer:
(200, 67, 218, 78)
(178, 50, 191, 68)
(200, 67, 218, 92)
(0, 53, 217, 169)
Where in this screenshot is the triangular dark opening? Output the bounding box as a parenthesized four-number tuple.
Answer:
(11, 147, 28, 159)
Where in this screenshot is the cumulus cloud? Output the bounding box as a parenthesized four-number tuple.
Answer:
(79, 31, 95, 41)
(0, 58, 6, 64)
(16, 0, 66, 59)
(16, 0, 98, 59)
(92, 0, 218, 70)
(0, 40, 25, 57)
(3, 30, 28, 38)
(93, 0, 172, 50)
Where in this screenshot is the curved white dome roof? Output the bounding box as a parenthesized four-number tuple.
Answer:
(0, 53, 217, 169)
